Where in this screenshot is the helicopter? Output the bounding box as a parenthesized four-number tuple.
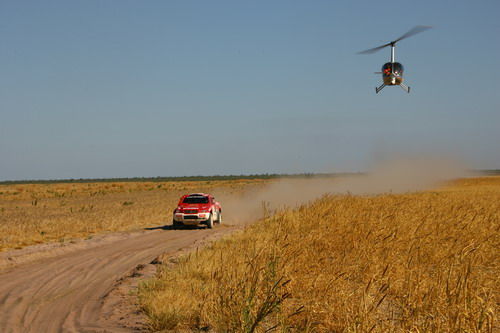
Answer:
(358, 26, 432, 94)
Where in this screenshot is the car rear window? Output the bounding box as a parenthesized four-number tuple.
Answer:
(183, 196, 209, 204)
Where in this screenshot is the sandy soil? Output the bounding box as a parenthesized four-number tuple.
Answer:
(0, 224, 236, 332)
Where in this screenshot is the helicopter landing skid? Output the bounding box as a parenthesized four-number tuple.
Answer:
(399, 83, 410, 93)
(375, 84, 386, 93)
(375, 83, 410, 94)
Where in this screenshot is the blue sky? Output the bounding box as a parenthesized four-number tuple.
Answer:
(1, 0, 499, 180)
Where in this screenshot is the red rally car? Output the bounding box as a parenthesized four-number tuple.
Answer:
(172, 193, 222, 229)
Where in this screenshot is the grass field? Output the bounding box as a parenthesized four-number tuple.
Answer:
(138, 176, 499, 332)
(0, 179, 269, 251)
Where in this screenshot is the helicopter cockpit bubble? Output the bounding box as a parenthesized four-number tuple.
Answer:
(382, 62, 404, 77)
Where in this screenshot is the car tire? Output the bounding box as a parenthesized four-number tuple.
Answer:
(206, 213, 214, 229)
(173, 219, 182, 228)
(216, 211, 222, 224)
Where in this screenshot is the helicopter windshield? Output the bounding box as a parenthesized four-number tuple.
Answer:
(382, 63, 404, 77)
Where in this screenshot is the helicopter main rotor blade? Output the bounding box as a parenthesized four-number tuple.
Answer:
(393, 25, 432, 44)
(357, 25, 432, 55)
(357, 42, 392, 54)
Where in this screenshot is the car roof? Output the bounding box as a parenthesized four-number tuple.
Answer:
(183, 193, 209, 197)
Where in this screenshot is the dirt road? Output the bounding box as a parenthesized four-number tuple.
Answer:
(0, 226, 235, 333)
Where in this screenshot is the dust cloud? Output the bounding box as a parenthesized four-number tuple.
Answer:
(216, 156, 470, 225)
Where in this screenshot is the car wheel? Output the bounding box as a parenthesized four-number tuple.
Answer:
(216, 211, 222, 224)
(173, 219, 182, 228)
(206, 213, 214, 229)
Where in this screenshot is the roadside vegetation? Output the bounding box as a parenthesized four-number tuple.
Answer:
(0, 173, 344, 186)
(0, 179, 268, 251)
(139, 176, 499, 332)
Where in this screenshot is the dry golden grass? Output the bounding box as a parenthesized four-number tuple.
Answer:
(0, 179, 268, 251)
(139, 177, 499, 332)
